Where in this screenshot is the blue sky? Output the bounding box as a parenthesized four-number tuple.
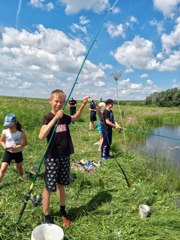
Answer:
(0, 0, 180, 100)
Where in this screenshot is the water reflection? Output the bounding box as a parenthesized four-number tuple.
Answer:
(140, 126, 180, 164)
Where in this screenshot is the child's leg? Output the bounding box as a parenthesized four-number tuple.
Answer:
(98, 132, 103, 151)
(89, 121, 93, 130)
(0, 162, 9, 182)
(16, 162, 23, 179)
(42, 188, 51, 215)
(57, 184, 65, 206)
(57, 183, 71, 226)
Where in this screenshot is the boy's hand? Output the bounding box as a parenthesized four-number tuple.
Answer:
(55, 110, 64, 120)
(82, 96, 90, 105)
(115, 125, 122, 130)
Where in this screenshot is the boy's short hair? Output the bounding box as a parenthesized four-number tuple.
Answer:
(51, 89, 66, 97)
(105, 99, 114, 105)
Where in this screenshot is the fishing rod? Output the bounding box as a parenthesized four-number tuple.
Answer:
(109, 71, 131, 187)
(114, 157, 131, 187)
(16, 0, 120, 224)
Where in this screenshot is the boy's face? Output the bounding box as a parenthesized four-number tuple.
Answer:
(49, 93, 66, 112)
(107, 103, 113, 109)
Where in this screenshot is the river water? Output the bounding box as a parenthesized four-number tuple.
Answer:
(138, 126, 180, 165)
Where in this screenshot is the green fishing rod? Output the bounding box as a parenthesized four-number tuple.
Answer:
(16, 0, 120, 224)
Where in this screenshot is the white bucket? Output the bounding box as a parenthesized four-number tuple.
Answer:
(31, 224, 64, 240)
(139, 204, 151, 218)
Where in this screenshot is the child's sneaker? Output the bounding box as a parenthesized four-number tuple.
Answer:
(19, 176, 24, 182)
(44, 214, 54, 224)
(62, 215, 71, 227)
(60, 212, 71, 227)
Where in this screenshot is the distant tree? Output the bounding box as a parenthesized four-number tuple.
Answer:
(145, 88, 180, 107)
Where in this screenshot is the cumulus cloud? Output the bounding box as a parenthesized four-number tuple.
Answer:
(112, 36, 159, 70)
(153, 0, 180, 17)
(161, 17, 180, 53)
(149, 19, 164, 35)
(140, 73, 149, 78)
(105, 15, 137, 39)
(30, 0, 54, 11)
(59, 0, 110, 14)
(147, 79, 153, 85)
(112, 34, 180, 72)
(0, 25, 107, 98)
(105, 22, 125, 38)
(79, 16, 90, 25)
(70, 23, 88, 35)
(129, 16, 137, 23)
(114, 78, 160, 100)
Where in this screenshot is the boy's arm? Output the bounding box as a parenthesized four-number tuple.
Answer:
(115, 121, 122, 129)
(105, 119, 122, 130)
(105, 118, 116, 128)
(38, 110, 64, 140)
(72, 96, 90, 121)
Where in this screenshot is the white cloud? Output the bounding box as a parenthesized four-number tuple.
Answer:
(41, 73, 55, 81)
(106, 15, 137, 39)
(140, 73, 149, 78)
(106, 22, 125, 38)
(161, 17, 180, 53)
(112, 7, 121, 14)
(0, 25, 109, 98)
(30, 0, 55, 11)
(115, 78, 160, 100)
(112, 34, 180, 72)
(18, 81, 33, 89)
(79, 16, 90, 25)
(147, 79, 153, 85)
(112, 36, 159, 70)
(153, 0, 180, 17)
(125, 68, 134, 74)
(70, 23, 87, 35)
(160, 50, 180, 71)
(59, 0, 110, 14)
(149, 19, 164, 35)
(98, 63, 113, 70)
(129, 16, 137, 23)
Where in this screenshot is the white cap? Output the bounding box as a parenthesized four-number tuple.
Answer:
(98, 102, 105, 107)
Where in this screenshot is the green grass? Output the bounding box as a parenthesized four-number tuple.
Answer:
(0, 96, 180, 240)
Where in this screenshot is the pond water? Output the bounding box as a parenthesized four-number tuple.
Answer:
(138, 126, 180, 165)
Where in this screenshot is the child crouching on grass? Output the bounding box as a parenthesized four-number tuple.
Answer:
(0, 113, 28, 182)
(38, 89, 89, 226)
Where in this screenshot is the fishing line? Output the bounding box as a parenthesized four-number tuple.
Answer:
(113, 71, 127, 147)
(107, 71, 131, 187)
(124, 128, 180, 141)
(16, 0, 121, 224)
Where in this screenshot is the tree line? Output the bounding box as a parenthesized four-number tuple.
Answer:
(145, 88, 180, 107)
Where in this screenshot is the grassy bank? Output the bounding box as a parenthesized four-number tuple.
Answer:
(0, 96, 180, 240)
